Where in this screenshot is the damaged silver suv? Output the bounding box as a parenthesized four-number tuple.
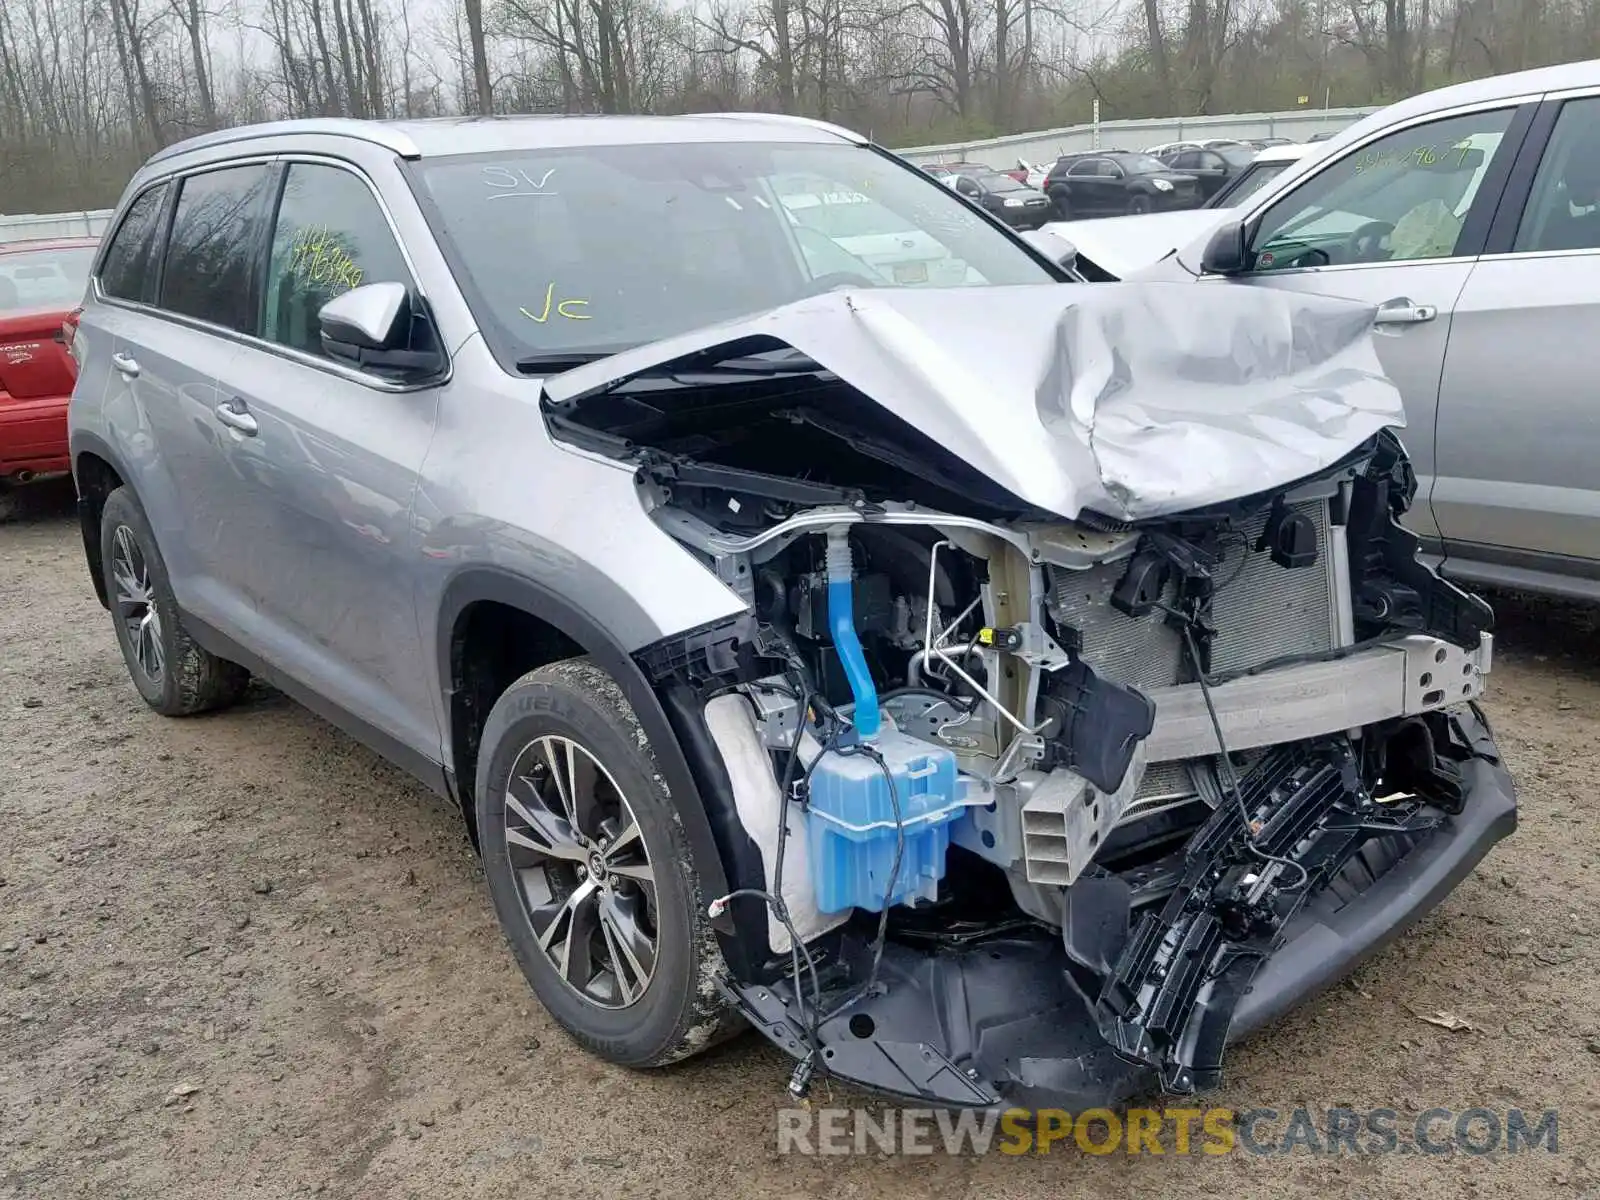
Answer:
(68, 114, 1515, 1111)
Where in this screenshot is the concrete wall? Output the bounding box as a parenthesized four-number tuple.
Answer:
(0, 210, 112, 244)
(896, 106, 1377, 166)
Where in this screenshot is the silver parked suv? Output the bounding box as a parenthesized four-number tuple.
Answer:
(69, 114, 1516, 1111)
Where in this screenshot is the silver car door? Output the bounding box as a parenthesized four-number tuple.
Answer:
(117, 165, 279, 632)
(205, 159, 444, 760)
(1209, 101, 1535, 547)
(1433, 92, 1600, 584)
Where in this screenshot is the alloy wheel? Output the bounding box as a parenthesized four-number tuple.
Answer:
(111, 525, 165, 682)
(503, 735, 658, 1009)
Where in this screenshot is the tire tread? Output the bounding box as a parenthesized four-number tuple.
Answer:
(100, 486, 249, 717)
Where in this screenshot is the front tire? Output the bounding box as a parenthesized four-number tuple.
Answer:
(99, 486, 249, 716)
(1127, 193, 1153, 215)
(475, 659, 737, 1067)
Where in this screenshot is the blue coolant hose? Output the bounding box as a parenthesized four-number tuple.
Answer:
(825, 530, 880, 739)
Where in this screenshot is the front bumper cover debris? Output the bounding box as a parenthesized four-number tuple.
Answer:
(1096, 739, 1444, 1094)
(723, 706, 1516, 1110)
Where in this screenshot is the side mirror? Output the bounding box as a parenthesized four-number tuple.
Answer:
(1022, 228, 1079, 273)
(1199, 222, 1249, 275)
(318, 282, 441, 378)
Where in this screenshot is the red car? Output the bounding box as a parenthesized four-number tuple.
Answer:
(0, 236, 97, 501)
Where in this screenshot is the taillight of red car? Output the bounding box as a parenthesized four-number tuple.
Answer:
(1004, 167, 1028, 183)
(61, 307, 82, 369)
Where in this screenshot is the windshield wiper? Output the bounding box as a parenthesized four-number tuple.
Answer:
(515, 351, 623, 375)
(666, 349, 828, 376)
(517, 345, 827, 381)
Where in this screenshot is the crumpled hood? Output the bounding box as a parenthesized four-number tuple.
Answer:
(1042, 209, 1235, 279)
(542, 282, 1404, 522)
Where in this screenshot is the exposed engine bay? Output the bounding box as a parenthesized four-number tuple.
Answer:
(541, 285, 1513, 1110)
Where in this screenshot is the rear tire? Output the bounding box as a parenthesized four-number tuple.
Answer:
(1049, 190, 1072, 220)
(99, 486, 249, 716)
(475, 658, 739, 1067)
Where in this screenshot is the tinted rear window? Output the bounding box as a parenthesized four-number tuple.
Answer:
(99, 183, 171, 304)
(160, 165, 275, 333)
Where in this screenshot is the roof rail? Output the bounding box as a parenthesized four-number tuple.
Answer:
(148, 118, 422, 165)
(699, 111, 869, 145)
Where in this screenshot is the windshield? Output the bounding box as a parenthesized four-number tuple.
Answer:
(780, 189, 918, 238)
(977, 173, 1026, 192)
(1207, 160, 1292, 208)
(0, 246, 93, 313)
(416, 142, 1056, 366)
(1216, 146, 1256, 167)
(1111, 154, 1171, 175)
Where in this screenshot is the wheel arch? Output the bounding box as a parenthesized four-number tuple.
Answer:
(437, 568, 735, 917)
(71, 436, 131, 610)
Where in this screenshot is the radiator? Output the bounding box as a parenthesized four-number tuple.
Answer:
(1047, 500, 1344, 826)
(1049, 499, 1339, 693)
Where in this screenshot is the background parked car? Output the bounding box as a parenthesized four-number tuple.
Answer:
(1155, 143, 1258, 202)
(1055, 60, 1600, 602)
(948, 170, 1053, 228)
(1143, 138, 1254, 157)
(1202, 141, 1316, 208)
(0, 236, 96, 517)
(919, 160, 989, 185)
(1043, 151, 1200, 218)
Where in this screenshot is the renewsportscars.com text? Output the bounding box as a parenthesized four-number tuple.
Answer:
(776, 1105, 1560, 1157)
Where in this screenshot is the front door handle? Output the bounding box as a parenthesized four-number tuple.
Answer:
(1374, 299, 1437, 325)
(111, 351, 140, 378)
(214, 399, 258, 436)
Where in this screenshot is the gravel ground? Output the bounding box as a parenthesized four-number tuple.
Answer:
(2, 477, 1598, 1200)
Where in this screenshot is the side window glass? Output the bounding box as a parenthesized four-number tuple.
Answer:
(1249, 107, 1516, 271)
(263, 163, 415, 358)
(1511, 97, 1600, 253)
(955, 177, 978, 196)
(99, 183, 170, 304)
(161, 165, 274, 332)
(1068, 159, 1099, 177)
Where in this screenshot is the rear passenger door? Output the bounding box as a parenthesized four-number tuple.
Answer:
(1179, 151, 1225, 199)
(206, 159, 444, 758)
(1433, 92, 1600, 580)
(1066, 159, 1108, 215)
(106, 165, 277, 618)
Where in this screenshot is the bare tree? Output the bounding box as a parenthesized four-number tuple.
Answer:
(6, 0, 1600, 214)
(463, 0, 495, 111)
